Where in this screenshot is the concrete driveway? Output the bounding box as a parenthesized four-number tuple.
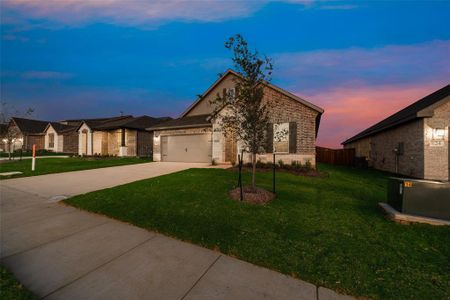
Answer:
(0, 162, 351, 300)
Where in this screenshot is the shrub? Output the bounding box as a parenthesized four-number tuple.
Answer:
(211, 158, 217, 166)
(278, 159, 284, 168)
(304, 160, 312, 170)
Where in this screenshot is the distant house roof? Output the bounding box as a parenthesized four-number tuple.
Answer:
(95, 116, 172, 130)
(45, 122, 79, 135)
(342, 84, 450, 145)
(76, 115, 133, 131)
(77, 115, 171, 131)
(147, 114, 211, 130)
(11, 117, 50, 134)
(180, 69, 324, 118)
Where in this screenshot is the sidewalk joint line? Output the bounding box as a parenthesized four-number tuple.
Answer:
(1, 220, 110, 260)
(41, 235, 156, 300)
(181, 254, 222, 300)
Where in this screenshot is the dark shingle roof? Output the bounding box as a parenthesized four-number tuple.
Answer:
(12, 117, 50, 134)
(342, 84, 450, 145)
(83, 116, 133, 129)
(147, 114, 211, 130)
(47, 122, 78, 134)
(95, 116, 172, 130)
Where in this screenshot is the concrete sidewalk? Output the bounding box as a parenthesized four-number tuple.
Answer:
(1, 162, 352, 299)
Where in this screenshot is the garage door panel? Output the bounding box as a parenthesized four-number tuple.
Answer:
(162, 134, 211, 163)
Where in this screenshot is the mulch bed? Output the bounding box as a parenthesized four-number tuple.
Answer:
(229, 186, 275, 204)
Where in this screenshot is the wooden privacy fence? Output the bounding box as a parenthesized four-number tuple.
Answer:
(316, 146, 355, 166)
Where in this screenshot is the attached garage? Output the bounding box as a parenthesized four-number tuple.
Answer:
(148, 114, 213, 163)
(161, 134, 211, 162)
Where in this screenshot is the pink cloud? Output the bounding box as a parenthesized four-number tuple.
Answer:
(22, 71, 73, 80)
(297, 82, 448, 148)
(1, 0, 268, 27)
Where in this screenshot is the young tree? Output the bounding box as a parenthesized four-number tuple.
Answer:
(211, 34, 273, 189)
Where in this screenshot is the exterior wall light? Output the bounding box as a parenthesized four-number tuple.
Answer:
(433, 128, 445, 140)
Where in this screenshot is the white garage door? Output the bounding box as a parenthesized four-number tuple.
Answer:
(161, 134, 212, 163)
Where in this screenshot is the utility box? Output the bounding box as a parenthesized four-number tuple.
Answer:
(387, 177, 450, 221)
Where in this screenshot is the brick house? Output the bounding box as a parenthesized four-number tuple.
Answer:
(149, 69, 324, 165)
(43, 122, 79, 153)
(77, 115, 170, 157)
(5, 117, 49, 151)
(342, 84, 450, 181)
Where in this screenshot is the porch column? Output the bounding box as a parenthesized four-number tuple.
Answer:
(119, 128, 128, 157)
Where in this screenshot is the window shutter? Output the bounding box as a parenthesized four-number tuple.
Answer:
(289, 122, 297, 153)
(223, 88, 227, 99)
(266, 123, 273, 153)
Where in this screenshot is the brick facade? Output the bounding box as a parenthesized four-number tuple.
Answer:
(154, 72, 321, 165)
(63, 133, 79, 153)
(344, 100, 449, 181)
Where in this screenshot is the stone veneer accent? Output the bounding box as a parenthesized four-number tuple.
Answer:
(423, 100, 450, 181)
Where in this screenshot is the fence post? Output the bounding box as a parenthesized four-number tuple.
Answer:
(31, 144, 36, 171)
(273, 153, 276, 194)
(238, 153, 243, 201)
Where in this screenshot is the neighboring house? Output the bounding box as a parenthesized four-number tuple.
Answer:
(149, 69, 324, 165)
(77, 115, 171, 157)
(342, 84, 450, 182)
(0, 123, 7, 152)
(43, 122, 79, 153)
(6, 117, 49, 151)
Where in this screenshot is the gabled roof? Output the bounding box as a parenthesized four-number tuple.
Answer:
(76, 115, 133, 131)
(342, 84, 450, 145)
(180, 69, 324, 117)
(147, 114, 211, 130)
(45, 122, 78, 135)
(11, 117, 50, 134)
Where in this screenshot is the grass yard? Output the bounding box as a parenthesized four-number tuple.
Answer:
(65, 164, 450, 299)
(0, 265, 37, 300)
(0, 157, 151, 179)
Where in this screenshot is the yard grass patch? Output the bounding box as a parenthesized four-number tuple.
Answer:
(0, 265, 37, 300)
(65, 164, 450, 299)
(0, 157, 151, 179)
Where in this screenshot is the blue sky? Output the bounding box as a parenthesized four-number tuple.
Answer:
(1, 1, 449, 147)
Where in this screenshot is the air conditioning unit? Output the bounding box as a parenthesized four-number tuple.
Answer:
(387, 177, 450, 221)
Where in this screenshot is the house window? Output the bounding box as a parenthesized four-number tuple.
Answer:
(48, 133, 54, 148)
(227, 88, 235, 100)
(273, 123, 289, 153)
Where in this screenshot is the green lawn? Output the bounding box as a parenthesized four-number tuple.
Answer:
(65, 164, 450, 299)
(0, 157, 151, 179)
(0, 265, 37, 300)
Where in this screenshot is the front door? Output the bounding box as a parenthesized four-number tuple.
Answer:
(225, 134, 237, 163)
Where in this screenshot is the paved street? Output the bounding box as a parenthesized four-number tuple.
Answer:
(1, 162, 351, 299)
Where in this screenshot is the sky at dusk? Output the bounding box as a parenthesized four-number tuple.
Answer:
(1, 0, 449, 148)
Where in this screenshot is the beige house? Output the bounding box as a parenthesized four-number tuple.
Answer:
(343, 84, 450, 181)
(43, 122, 79, 153)
(149, 69, 324, 165)
(77, 115, 170, 157)
(4, 117, 49, 151)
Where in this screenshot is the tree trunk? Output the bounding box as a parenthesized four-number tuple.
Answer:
(251, 152, 256, 189)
